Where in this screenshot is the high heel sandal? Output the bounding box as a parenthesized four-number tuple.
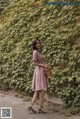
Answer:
(38, 106, 47, 113)
(28, 106, 37, 113)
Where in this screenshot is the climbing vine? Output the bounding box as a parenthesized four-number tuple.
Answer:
(0, 0, 80, 108)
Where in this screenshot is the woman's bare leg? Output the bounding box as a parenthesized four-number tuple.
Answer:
(30, 91, 39, 107)
(39, 90, 47, 112)
(39, 90, 44, 107)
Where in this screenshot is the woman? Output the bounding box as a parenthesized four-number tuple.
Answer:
(28, 38, 48, 113)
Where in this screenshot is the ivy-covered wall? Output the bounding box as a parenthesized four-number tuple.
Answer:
(0, 0, 80, 107)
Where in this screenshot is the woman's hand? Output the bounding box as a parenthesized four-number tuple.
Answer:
(43, 64, 49, 68)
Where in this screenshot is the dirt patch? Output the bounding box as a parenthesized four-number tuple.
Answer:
(0, 90, 80, 119)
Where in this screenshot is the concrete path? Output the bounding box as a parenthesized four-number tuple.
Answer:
(0, 91, 80, 119)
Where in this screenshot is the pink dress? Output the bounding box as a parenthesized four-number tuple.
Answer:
(32, 50, 48, 91)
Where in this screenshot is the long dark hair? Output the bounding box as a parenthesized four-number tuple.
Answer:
(32, 37, 40, 52)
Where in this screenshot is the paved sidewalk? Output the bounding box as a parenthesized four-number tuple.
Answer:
(0, 91, 80, 119)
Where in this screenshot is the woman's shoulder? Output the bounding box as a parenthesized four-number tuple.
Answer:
(33, 50, 39, 54)
(33, 49, 37, 52)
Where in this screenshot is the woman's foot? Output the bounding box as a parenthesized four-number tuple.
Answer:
(28, 105, 37, 113)
(38, 106, 47, 113)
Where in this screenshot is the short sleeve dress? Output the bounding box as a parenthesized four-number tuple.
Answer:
(32, 50, 48, 91)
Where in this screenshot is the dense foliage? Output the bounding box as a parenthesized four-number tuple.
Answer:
(0, 0, 80, 108)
